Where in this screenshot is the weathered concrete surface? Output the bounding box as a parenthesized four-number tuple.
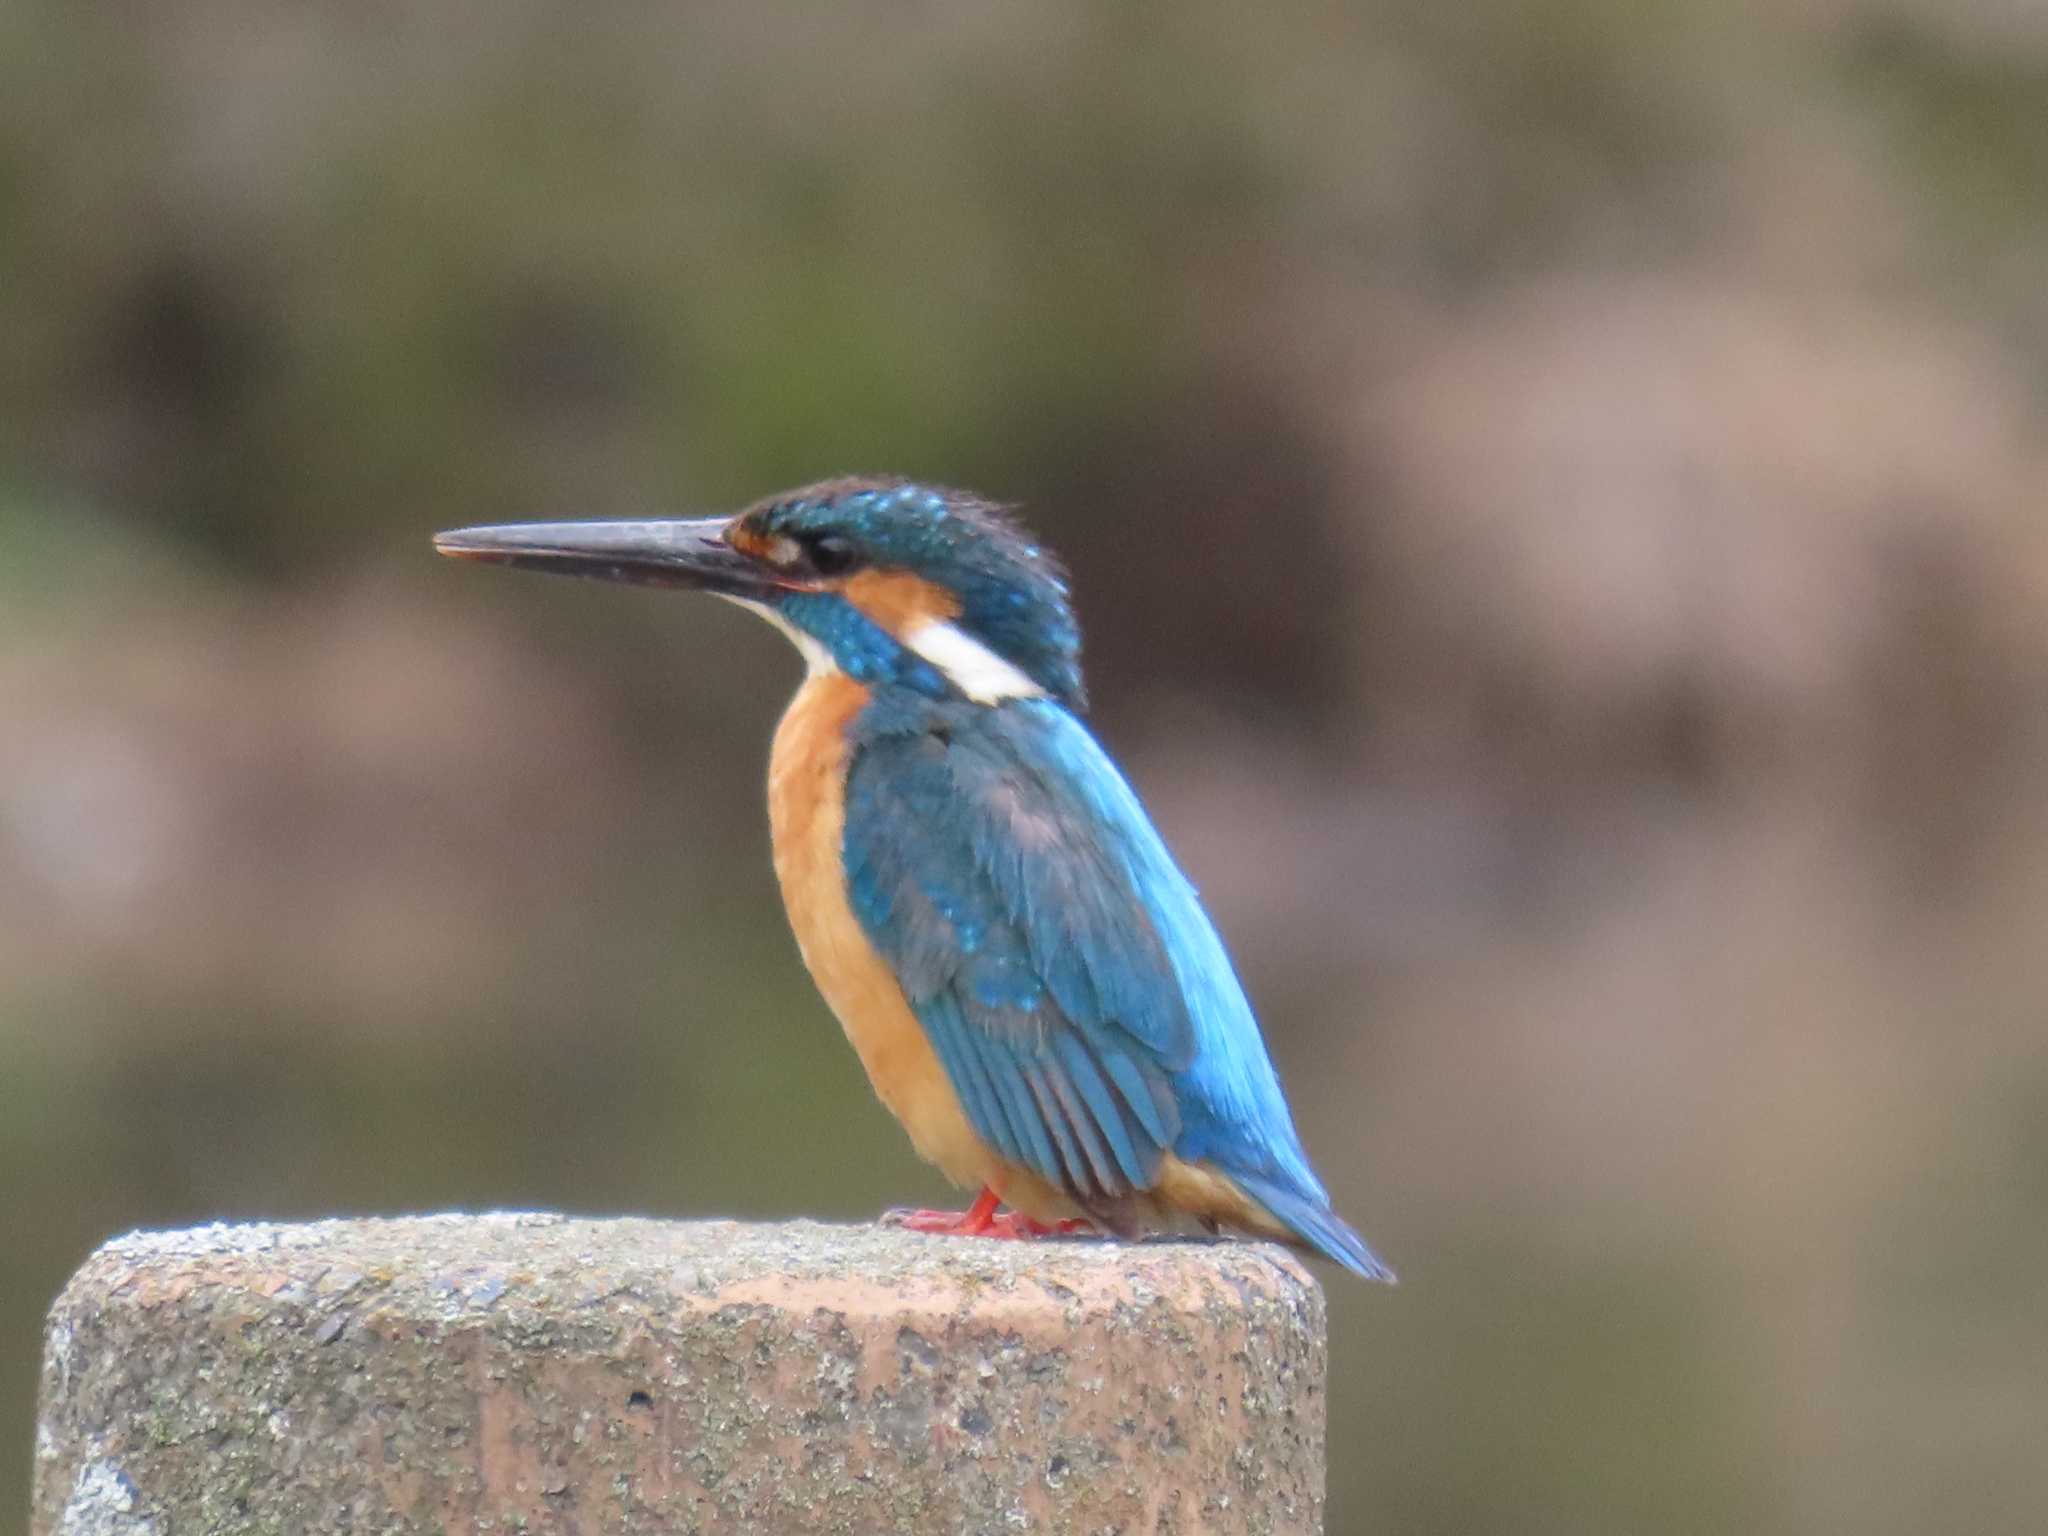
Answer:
(34, 1214, 1326, 1534)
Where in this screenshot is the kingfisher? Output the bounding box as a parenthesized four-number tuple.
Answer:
(435, 478, 1391, 1280)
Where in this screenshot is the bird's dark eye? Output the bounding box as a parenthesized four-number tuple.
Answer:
(804, 533, 861, 577)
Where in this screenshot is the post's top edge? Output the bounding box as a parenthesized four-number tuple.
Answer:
(51, 1212, 1322, 1321)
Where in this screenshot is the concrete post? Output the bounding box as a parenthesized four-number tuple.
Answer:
(33, 1214, 1327, 1534)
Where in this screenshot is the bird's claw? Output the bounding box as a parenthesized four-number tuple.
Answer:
(880, 1190, 1094, 1240)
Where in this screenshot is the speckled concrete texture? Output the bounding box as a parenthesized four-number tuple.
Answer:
(33, 1214, 1327, 1534)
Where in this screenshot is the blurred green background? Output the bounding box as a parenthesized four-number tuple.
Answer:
(5, 3, 2047, 1532)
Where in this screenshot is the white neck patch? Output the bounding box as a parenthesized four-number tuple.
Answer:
(904, 618, 1045, 704)
(722, 596, 838, 678)
(723, 598, 1043, 703)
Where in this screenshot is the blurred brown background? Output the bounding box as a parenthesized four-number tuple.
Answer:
(4, 4, 2046, 1532)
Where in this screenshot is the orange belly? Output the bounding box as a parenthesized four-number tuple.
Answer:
(765, 675, 1073, 1219)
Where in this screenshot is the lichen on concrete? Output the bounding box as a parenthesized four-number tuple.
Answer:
(34, 1214, 1327, 1534)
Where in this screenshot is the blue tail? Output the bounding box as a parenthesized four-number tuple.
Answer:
(1233, 1171, 1396, 1284)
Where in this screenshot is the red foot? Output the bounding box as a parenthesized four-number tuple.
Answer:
(881, 1187, 1095, 1240)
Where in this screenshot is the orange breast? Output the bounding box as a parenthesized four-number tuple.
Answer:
(766, 676, 1017, 1200)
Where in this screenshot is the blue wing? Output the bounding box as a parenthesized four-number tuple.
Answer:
(843, 693, 1390, 1281)
(843, 696, 1192, 1205)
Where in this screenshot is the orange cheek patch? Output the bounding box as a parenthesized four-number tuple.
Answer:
(842, 570, 960, 637)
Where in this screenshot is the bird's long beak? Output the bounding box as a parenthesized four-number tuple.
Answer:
(432, 517, 781, 598)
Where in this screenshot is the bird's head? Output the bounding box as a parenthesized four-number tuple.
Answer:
(434, 477, 1084, 708)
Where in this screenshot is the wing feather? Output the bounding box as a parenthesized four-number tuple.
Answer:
(921, 993, 1026, 1166)
(843, 696, 1191, 1205)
